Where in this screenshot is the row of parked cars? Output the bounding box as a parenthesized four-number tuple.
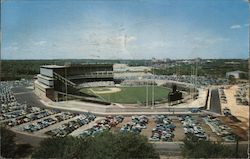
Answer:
(22, 112, 76, 133)
(4, 108, 60, 127)
(46, 113, 96, 137)
(235, 84, 249, 105)
(1, 90, 16, 104)
(0, 79, 32, 103)
(23, 117, 57, 132)
(0, 83, 44, 121)
(149, 115, 176, 142)
(189, 108, 202, 113)
(80, 115, 124, 138)
(120, 115, 148, 134)
(219, 88, 227, 104)
(154, 75, 228, 87)
(2, 102, 27, 114)
(1, 83, 16, 103)
(178, 115, 207, 140)
(1, 85, 24, 120)
(1, 79, 32, 89)
(203, 115, 236, 142)
(1, 108, 27, 120)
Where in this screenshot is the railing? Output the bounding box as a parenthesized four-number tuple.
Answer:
(53, 72, 76, 87)
(68, 73, 113, 80)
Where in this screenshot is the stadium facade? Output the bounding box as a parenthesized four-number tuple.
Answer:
(34, 64, 113, 102)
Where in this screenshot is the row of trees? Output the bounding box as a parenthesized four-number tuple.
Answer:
(1, 126, 159, 159)
(154, 59, 248, 78)
(1, 59, 248, 81)
(1, 59, 150, 81)
(32, 131, 159, 159)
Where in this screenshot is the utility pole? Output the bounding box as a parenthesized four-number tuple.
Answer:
(146, 73, 149, 107)
(195, 59, 198, 98)
(190, 65, 192, 99)
(65, 67, 67, 102)
(152, 68, 155, 109)
(177, 64, 180, 81)
(235, 135, 239, 158)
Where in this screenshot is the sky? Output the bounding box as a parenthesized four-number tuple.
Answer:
(2, 0, 249, 59)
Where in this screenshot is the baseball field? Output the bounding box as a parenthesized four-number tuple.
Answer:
(80, 86, 170, 104)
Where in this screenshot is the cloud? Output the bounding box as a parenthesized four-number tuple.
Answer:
(4, 45, 19, 51)
(126, 36, 137, 42)
(87, 34, 137, 49)
(34, 40, 47, 46)
(230, 25, 242, 29)
(244, 23, 249, 27)
(230, 24, 249, 29)
(1, 18, 246, 59)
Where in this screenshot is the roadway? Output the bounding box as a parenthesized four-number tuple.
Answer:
(210, 88, 222, 114)
(13, 87, 46, 109)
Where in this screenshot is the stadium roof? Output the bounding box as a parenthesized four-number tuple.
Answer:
(226, 70, 246, 74)
(41, 65, 66, 69)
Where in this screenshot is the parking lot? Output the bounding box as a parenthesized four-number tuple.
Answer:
(1, 80, 248, 144)
(217, 85, 249, 141)
(107, 114, 246, 142)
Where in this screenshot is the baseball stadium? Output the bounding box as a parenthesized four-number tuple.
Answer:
(34, 64, 190, 109)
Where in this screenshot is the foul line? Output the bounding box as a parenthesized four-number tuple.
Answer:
(89, 89, 107, 102)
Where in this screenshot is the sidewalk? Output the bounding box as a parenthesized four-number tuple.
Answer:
(40, 99, 202, 116)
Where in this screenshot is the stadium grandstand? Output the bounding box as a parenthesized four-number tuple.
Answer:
(34, 64, 114, 102)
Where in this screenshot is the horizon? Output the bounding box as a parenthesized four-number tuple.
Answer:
(2, 0, 249, 59)
(1, 58, 248, 61)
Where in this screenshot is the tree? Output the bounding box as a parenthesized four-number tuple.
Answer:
(181, 134, 238, 158)
(239, 73, 248, 79)
(0, 126, 33, 158)
(15, 144, 33, 158)
(32, 131, 159, 159)
(1, 126, 16, 158)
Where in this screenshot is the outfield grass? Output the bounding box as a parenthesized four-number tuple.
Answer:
(80, 86, 170, 104)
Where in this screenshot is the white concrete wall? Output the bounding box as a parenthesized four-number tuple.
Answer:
(40, 68, 53, 77)
(37, 76, 54, 86)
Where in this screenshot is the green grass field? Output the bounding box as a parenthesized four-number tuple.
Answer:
(80, 86, 170, 104)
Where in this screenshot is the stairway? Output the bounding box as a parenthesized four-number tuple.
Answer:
(53, 72, 76, 87)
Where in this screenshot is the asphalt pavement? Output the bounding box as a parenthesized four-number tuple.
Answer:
(13, 87, 47, 109)
(209, 89, 222, 114)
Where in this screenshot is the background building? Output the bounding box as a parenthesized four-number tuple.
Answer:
(226, 70, 247, 79)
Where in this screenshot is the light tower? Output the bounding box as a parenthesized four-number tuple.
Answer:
(146, 70, 149, 107)
(151, 67, 155, 109)
(65, 66, 68, 102)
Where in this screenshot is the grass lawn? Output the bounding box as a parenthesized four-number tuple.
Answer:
(80, 86, 170, 104)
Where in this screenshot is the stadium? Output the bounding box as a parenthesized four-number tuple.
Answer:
(34, 64, 191, 108)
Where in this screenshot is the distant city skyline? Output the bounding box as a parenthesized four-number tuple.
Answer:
(2, 0, 249, 60)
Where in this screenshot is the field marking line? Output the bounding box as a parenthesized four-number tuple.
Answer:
(114, 103, 125, 108)
(89, 88, 107, 102)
